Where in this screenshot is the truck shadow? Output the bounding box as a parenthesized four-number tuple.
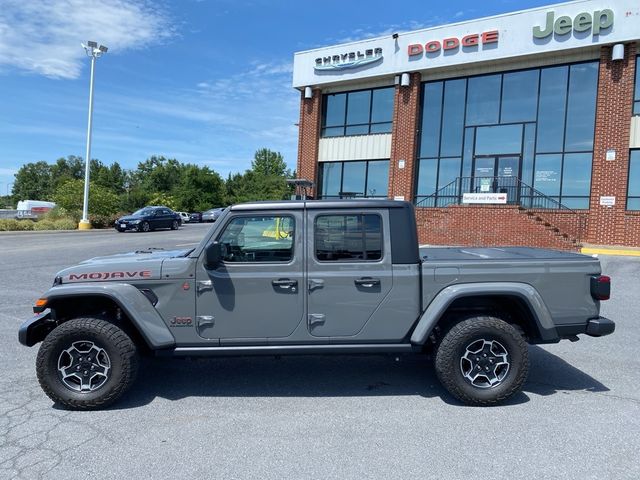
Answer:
(114, 345, 609, 409)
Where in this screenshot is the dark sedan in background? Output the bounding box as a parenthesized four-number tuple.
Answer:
(189, 212, 203, 223)
(115, 206, 181, 232)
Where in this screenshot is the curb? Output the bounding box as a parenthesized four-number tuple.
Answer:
(0, 229, 114, 236)
(581, 247, 640, 257)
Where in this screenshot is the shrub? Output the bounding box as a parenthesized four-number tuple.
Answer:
(0, 219, 34, 231)
(33, 220, 56, 231)
(53, 219, 77, 230)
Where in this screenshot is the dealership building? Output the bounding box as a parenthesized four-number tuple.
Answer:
(292, 0, 640, 249)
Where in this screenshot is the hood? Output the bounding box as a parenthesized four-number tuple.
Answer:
(118, 215, 148, 221)
(56, 248, 191, 284)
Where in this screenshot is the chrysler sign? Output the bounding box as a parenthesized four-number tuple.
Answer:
(315, 47, 383, 71)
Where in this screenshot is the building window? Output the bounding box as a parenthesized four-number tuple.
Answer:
(321, 87, 394, 137)
(318, 160, 389, 199)
(415, 61, 598, 209)
(628, 150, 640, 211)
(634, 56, 640, 116)
(315, 214, 382, 262)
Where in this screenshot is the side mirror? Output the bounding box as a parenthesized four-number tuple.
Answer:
(204, 241, 223, 269)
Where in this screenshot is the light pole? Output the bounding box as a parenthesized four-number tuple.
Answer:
(79, 41, 108, 230)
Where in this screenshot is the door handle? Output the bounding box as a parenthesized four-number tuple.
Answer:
(272, 279, 298, 292)
(354, 277, 380, 288)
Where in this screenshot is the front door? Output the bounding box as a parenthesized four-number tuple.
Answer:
(305, 209, 392, 337)
(195, 212, 305, 341)
(473, 156, 520, 203)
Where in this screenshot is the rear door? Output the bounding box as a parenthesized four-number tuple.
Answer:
(306, 209, 392, 337)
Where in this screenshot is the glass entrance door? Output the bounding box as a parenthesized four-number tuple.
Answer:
(472, 156, 521, 203)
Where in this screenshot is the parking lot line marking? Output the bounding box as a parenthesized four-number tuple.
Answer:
(581, 247, 640, 257)
(176, 242, 199, 246)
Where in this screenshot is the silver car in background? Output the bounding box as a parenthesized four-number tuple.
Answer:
(202, 208, 224, 222)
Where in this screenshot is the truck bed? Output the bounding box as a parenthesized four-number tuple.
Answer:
(420, 246, 588, 261)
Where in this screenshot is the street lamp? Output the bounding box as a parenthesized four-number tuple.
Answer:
(78, 40, 108, 230)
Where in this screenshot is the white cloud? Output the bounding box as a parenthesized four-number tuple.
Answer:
(0, 0, 174, 79)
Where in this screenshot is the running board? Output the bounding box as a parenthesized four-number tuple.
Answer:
(157, 343, 417, 357)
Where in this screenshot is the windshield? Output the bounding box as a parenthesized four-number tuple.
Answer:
(133, 208, 154, 216)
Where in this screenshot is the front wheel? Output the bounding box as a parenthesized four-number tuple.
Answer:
(434, 315, 529, 406)
(35, 318, 139, 410)
(171, 220, 179, 230)
(138, 221, 150, 232)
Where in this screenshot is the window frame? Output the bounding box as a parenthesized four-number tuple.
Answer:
(317, 159, 390, 199)
(215, 214, 296, 264)
(414, 59, 599, 209)
(321, 86, 394, 138)
(634, 56, 640, 116)
(627, 149, 640, 211)
(313, 213, 384, 263)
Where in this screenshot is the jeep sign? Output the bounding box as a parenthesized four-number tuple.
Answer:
(533, 9, 614, 38)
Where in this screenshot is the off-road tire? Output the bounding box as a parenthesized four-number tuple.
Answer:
(434, 315, 529, 406)
(171, 220, 179, 230)
(138, 221, 150, 233)
(36, 318, 139, 410)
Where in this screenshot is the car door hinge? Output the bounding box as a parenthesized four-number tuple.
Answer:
(307, 313, 325, 328)
(196, 315, 215, 328)
(197, 280, 213, 294)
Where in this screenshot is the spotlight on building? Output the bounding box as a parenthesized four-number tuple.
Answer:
(392, 33, 399, 39)
(611, 44, 624, 61)
(400, 72, 410, 87)
(304, 86, 313, 99)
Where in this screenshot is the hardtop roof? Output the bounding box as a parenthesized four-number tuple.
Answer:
(230, 199, 411, 211)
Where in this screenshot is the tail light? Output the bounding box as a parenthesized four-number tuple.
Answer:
(590, 275, 611, 300)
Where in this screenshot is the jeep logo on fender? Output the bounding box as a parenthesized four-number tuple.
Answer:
(67, 271, 152, 281)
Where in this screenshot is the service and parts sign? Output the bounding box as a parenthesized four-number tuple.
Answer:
(292, 0, 639, 88)
(462, 193, 508, 204)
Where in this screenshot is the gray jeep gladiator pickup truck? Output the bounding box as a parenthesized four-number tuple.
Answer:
(19, 200, 614, 409)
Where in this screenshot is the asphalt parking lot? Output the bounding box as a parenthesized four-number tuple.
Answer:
(1, 225, 638, 479)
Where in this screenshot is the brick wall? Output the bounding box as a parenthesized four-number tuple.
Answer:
(296, 89, 321, 197)
(416, 205, 577, 250)
(388, 72, 421, 201)
(587, 43, 637, 246)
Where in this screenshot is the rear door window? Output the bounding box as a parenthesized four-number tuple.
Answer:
(314, 214, 382, 261)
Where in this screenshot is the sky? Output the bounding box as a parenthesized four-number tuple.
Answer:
(0, 0, 556, 195)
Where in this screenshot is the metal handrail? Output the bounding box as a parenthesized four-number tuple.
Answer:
(415, 176, 585, 243)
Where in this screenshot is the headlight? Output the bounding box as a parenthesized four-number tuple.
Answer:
(131, 219, 141, 224)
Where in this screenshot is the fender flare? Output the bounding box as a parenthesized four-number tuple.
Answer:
(410, 282, 558, 344)
(40, 283, 175, 349)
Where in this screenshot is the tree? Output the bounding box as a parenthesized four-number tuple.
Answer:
(50, 156, 84, 189)
(173, 165, 225, 211)
(12, 161, 53, 200)
(53, 179, 120, 216)
(251, 148, 290, 177)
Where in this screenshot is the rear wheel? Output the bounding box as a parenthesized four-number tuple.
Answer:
(434, 315, 529, 406)
(36, 318, 139, 410)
